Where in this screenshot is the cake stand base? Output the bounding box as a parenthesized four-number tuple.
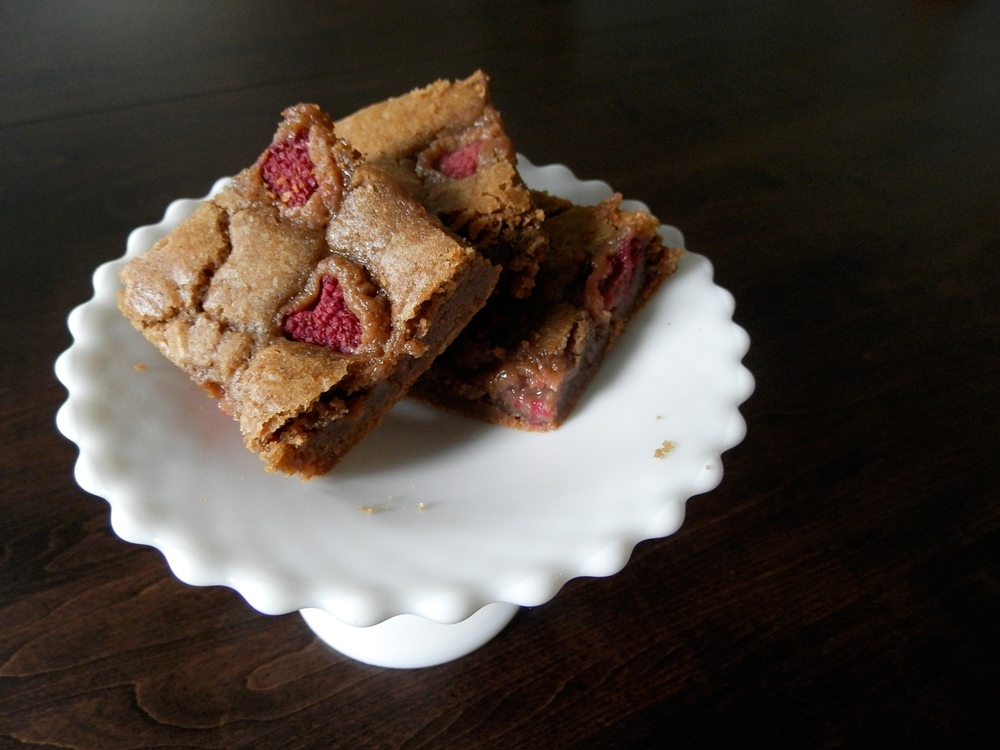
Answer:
(300, 603, 520, 668)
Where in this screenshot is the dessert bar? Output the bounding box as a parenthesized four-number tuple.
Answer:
(409, 191, 683, 430)
(118, 104, 499, 477)
(335, 71, 547, 299)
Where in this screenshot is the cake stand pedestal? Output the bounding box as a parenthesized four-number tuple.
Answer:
(300, 603, 520, 668)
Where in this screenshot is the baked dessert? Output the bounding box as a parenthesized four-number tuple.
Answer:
(335, 70, 547, 299)
(118, 104, 499, 477)
(409, 192, 683, 430)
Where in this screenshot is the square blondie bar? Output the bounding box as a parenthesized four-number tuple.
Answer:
(335, 71, 547, 299)
(118, 104, 499, 477)
(409, 192, 683, 430)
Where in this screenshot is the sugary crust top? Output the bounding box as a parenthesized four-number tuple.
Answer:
(120, 105, 483, 361)
(335, 71, 491, 168)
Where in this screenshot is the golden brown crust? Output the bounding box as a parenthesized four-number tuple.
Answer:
(118, 104, 499, 477)
(335, 72, 492, 174)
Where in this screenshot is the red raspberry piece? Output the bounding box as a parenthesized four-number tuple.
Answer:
(434, 142, 481, 179)
(598, 237, 641, 311)
(510, 384, 557, 427)
(261, 131, 318, 207)
(283, 276, 362, 353)
(526, 397, 554, 424)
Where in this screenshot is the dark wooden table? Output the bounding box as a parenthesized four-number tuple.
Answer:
(3, 1, 998, 747)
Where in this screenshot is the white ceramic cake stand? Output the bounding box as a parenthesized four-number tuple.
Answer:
(54, 156, 753, 668)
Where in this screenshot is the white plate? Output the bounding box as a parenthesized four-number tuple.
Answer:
(55, 156, 753, 663)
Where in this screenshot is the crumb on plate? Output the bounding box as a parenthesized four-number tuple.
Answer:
(653, 440, 675, 458)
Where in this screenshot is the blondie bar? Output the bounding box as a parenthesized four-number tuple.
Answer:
(335, 71, 547, 299)
(118, 104, 499, 477)
(409, 192, 683, 430)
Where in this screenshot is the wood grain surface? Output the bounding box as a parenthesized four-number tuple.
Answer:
(2, 1, 998, 747)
